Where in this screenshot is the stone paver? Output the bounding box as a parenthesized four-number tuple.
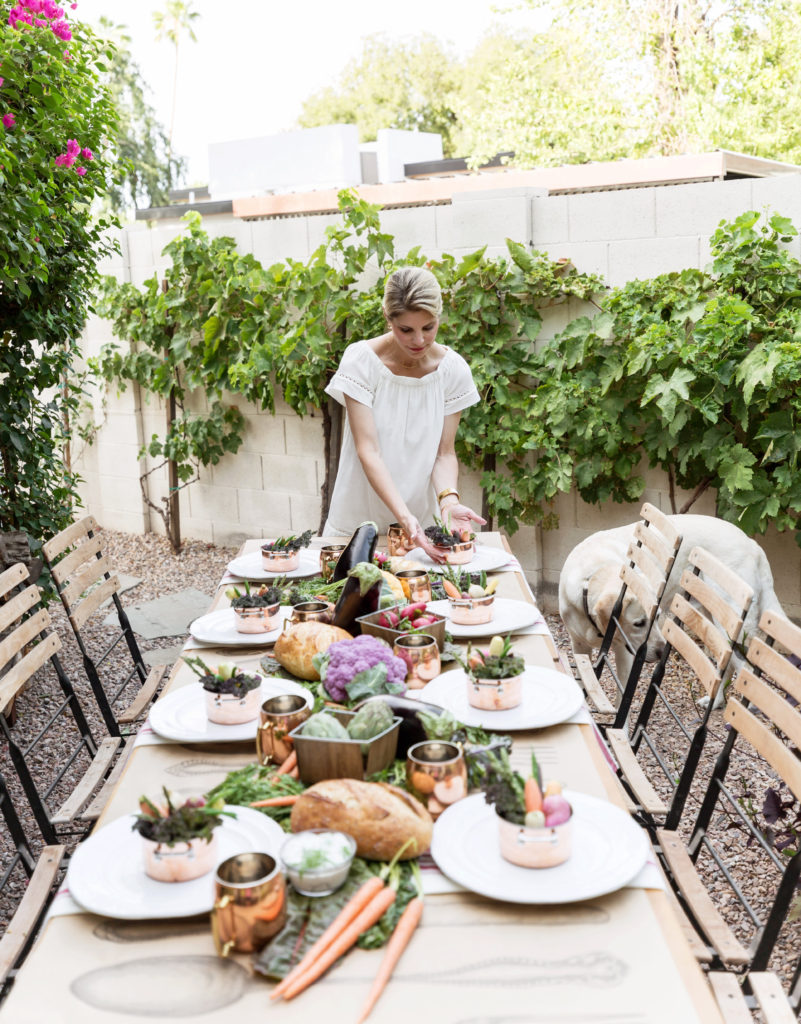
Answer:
(103, 587, 212, 639)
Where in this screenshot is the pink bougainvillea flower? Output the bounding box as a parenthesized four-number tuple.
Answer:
(71, 2, 77, 7)
(35, 17, 46, 25)
(0, 77, 4, 87)
(81, 147, 92, 160)
(75, 166, 86, 176)
(66, 137, 79, 155)
(2, 112, 15, 129)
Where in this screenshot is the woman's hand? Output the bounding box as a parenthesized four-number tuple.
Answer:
(441, 502, 487, 537)
(402, 515, 448, 564)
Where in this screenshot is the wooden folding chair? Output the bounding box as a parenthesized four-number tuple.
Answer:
(607, 546, 753, 831)
(657, 611, 801, 992)
(574, 502, 682, 722)
(709, 971, 798, 1023)
(41, 516, 167, 736)
(0, 772, 65, 1002)
(0, 563, 124, 845)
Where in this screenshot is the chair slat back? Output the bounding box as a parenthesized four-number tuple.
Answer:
(746, 637, 801, 705)
(680, 568, 752, 644)
(687, 546, 755, 623)
(640, 501, 681, 549)
(0, 633, 61, 716)
(41, 515, 98, 563)
(662, 609, 723, 697)
(618, 561, 661, 620)
(68, 575, 120, 632)
(0, 585, 40, 636)
(631, 518, 675, 576)
(47, 533, 103, 588)
(60, 553, 115, 611)
(625, 532, 668, 599)
(0, 563, 27, 602)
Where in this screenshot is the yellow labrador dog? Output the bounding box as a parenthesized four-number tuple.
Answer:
(558, 513, 782, 694)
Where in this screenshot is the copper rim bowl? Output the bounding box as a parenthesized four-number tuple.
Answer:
(448, 593, 495, 625)
(395, 569, 432, 603)
(496, 808, 573, 868)
(393, 633, 441, 690)
(467, 673, 523, 711)
(232, 603, 281, 634)
(205, 686, 263, 726)
(261, 547, 300, 572)
(387, 523, 413, 556)
(289, 600, 332, 625)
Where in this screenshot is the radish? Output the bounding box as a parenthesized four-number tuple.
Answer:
(543, 795, 571, 827)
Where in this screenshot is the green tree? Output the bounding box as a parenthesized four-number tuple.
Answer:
(152, 0, 199, 161)
(96, 17, 184, 212)
(0, 2, 121, 550)
(298, 34, 461, 157)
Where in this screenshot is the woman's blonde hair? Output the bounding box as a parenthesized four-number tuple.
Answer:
(383, 266, 442, 320)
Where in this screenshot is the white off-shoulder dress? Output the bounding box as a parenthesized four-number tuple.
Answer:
(323, 340, 480, 536)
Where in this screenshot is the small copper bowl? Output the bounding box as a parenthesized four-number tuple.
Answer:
(319, 544, 346, 581)
(496, 809, 573, 868)
(289, 600, 332, 625)
(448, 593, 495, 625)
(262, 547, 300, 572)
(233, 603, 281, 634)
(141, 833, 218, 883)
(387, 523, 413, 556)
(406, 740, 467, 820)
(467, 672, 523, 711)
(212, 852, 286, 955)
(395, 569, 432, 603)
(437, 541, 474, 565)
(257, 693, 311, 765)
(393, 633, 441, 690)
(205, 686, 263, 725)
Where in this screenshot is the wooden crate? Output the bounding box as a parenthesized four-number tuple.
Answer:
(289, 710, 400, 784)
(357, 605, 446, 652)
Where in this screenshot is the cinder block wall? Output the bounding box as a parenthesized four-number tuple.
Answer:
(77, 174, 801, 620)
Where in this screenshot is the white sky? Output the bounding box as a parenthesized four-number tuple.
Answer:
(73, 0, 543, 187)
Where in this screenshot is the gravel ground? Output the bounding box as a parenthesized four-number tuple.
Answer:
(1, 528, 798, 1017)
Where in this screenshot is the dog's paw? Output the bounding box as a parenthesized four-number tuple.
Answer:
(696, 688, 726, 711)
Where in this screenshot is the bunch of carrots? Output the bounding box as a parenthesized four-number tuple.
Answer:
(270, 850, 424, 1022)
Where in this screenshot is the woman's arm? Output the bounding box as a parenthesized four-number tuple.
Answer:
(344, 396, 444, 560)
(431, 412, 487, 534)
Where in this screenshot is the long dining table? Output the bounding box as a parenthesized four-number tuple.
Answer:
(2, 533, 727, 1024)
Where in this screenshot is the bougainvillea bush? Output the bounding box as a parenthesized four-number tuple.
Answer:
(0, 1, 121, 545)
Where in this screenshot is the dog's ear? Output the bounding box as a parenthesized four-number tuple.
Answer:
(589, 567, 620, 632)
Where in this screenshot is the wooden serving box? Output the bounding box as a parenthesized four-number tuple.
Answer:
(356, 604, 447, 652)
(289, 709, 401, 784)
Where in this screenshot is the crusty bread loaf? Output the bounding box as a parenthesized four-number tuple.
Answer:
(289, 779, 433, 861)
(273, 622, 352, 680)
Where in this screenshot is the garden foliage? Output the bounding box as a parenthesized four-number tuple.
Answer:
(0, 1, 120, 545)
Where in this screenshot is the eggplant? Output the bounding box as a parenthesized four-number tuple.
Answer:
(332, 521, 379, 582)
(332, 562, 383, 635)
(352, 694, 445, 758)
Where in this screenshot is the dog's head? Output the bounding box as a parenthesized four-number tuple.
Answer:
(588, 567, 666, 663)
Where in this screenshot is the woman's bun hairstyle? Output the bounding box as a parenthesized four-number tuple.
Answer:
(383, 266, 442, 320)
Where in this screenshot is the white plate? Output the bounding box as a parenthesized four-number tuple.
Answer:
(426, 597, 539, 637)
(67, 807, 285, 920)
(188, 606, 292, 646)
(431, 792, 649, 904)
(418, 666, 584, 731)
(149, 678, 313, 743)
(405, 543, 511, 575)
(227, 548, 321, 581)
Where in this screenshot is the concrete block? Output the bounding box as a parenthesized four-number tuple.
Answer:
(96, 442, 141, 480)
(237, 489, 291, 531)
(306, 213, 343, 254)
(655, 178, 753, 238)
(98, 474, 148, 512)
(379, 206, 437, 255)
(444, 193, 534, 250)
(103, 382, 140, 416)
(201, 216, 253, 252)
(251, 217, 310, 266)
(537, 302, 574, 344)
(568, 189, 655, 242)
(671, 486, 717, 516)
(185, 387, 209, 415)
(285, 414, 324, 457)
(541, 524, 593, 572)
(575, 496, 646, 533)
(211, 521, 261, 548)
(261, 454, 318, 494)
(149, 222, 188, 261)
(187, 482, 238, 522)
(606, 236, 700, 287)
(289, 494, 323, 532)
(537, 569, 561, 614)
(212, 451, 263, 490)
(129, 265, 159, 290)
(756, 526, 801, 609)
(95, 510, 148, 535)
(98, 412, 141, 447)
(750, 174, 801, 227)
(126, 226, 157, 267)
(241, 412, 286, 454)
(510, 524, 541, 571)
(532, 195, 569, 245)
(539, 241, 609, 281)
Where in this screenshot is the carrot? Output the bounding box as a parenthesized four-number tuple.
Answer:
(524, 776, 542, 813)
(276, 749, 297, 775)
(270, 876, 385, 1000)
(281, 886, 397, 1001)
(248, 795, 299, 808)
(356, 895, 424, 1023)
(289, 766, 299, 780)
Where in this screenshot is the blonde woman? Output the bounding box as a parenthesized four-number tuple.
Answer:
(323, 266, 485, 558)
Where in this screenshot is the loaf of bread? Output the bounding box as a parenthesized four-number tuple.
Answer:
(273, 622, 352, 680)
(289, 779, 433, 861)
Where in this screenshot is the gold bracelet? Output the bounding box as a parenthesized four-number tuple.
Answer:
(437, 488, 460, 506)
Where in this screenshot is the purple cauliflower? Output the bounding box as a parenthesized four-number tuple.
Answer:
(320, 635, 407, 702)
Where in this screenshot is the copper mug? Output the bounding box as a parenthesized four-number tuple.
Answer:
(395, 569, 431, 603)
(406, 740, 468, 820)
(387, 523, 413, 556)
(319, 544, 346, 582)
(393, 633, 441, 690)
(288, 601, 332, 626)
(211, 852, 286, 956)
(257, 693, 310, 765)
